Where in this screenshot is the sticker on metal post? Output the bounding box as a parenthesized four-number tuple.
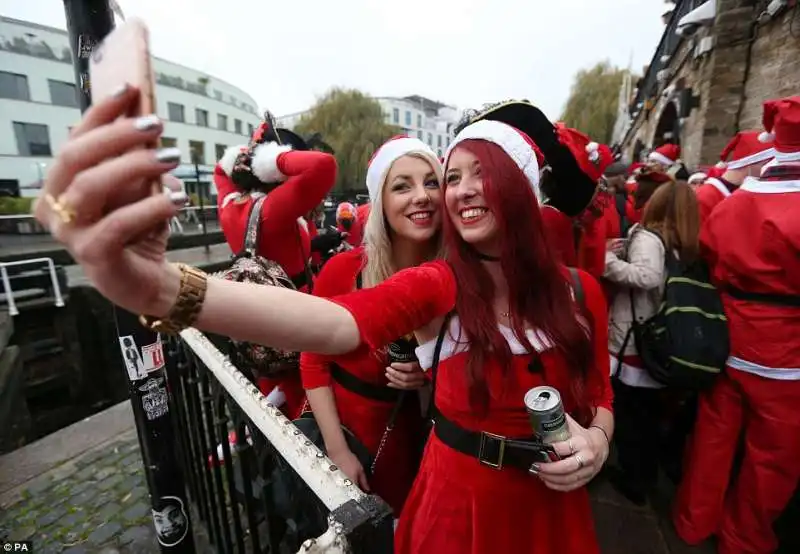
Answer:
(139, 377, 169, 421)
(141, 339, 165, 373)
(152, 496, 189, 547)
(119, 335, 146, 381)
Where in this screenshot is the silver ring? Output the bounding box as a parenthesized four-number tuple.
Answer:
(568, 438, 575, 454)
(574, 453, 585, 470)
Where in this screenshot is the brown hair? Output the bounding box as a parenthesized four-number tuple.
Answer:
(641, 180, 700, 263)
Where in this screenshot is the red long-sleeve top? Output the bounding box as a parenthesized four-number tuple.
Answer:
(214, 151, 336, 292)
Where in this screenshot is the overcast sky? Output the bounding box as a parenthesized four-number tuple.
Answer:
(4, 0, 667, 119)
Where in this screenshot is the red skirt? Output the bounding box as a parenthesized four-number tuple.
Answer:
(395, 434, 600, 554)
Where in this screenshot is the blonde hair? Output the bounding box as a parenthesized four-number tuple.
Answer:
(361, 153, 444, 288)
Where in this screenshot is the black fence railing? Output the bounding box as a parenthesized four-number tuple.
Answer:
(164, 329, 394, 553)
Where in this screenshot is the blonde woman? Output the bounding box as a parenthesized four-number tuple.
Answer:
(300, 136, 443, 515)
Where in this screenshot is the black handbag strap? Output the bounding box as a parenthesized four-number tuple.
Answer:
(612, 285, 637, 380)
(242, 195, 267, 255)
(426, 313, 454, 421)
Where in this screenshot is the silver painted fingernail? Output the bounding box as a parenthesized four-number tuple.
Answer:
(155, 147, 182, 164)
(111, 83, 129, 97)
(134, 114, 161, 131)
(167, 191, 188, 205)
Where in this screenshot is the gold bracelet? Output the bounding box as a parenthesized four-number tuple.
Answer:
(139, 264, 208, 334)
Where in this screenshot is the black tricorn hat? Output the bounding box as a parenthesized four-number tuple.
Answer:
(277, 128, 309, 151)
(455, 100, 597, 217)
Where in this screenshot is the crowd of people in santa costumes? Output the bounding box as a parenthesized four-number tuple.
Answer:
(31, 74, 800, 553)
(673, 96, 800, 554)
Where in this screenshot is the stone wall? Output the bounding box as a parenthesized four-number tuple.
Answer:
(621, 1, 800, 167)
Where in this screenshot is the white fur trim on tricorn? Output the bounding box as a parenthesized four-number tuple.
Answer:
(366, 138, 441, 202)
(218, 145, 247, 176)
(725, 147, 776, 170)
(758, 131, 775, 143)
(647, 151, 676, 167)
(251, 142, 293, 183)
(444, 120, 541, 201)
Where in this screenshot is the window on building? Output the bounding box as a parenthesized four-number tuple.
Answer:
(189, 140, 205, 163)
(167, 102, 185, 123)
(437, 148, 443, 158)
(195, 108, 209, 127)
(417, 130, 423, 140)
(437, 135, 442, 147)
(13, 122, 51, 156)
(0, 180, 20, 198)
(161, 137, 177, 149)
(417, 114, 422, 128)
(234, 119, 243, 134)
(217, 114, 228, 131)
(0, 72, 30, 101)
(47, 80, 78, 108)
(215, 144, 227, 161)
(393, 108, 399, 124)
(248, 123, 255, 137)
(427, 133, 433, 146)
(405, 111, 412, 126)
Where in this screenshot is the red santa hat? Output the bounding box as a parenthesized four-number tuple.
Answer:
(444, 119, 543, 200)
(716, 130, 775, 170)
(647, 143, 681, 167)
(757, 96, 800, 164)
(553, 124, 614, 182)
(366, 136, 442, 203)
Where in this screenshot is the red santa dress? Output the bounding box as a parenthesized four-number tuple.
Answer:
(330, 261, 612, 554)
(214, 145, 336, 418)
(540, 205, 578, 266)
(300, 248, 426, 514)
(673, 166, 800, 552)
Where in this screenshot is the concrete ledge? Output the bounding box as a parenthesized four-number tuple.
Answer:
(0, 401, 135, 504)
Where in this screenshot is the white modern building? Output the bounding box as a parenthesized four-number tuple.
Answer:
(0, 16, 262, 199)
(278, 95, 460, 159)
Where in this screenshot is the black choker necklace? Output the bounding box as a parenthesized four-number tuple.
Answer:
(476, 251, 500, 262)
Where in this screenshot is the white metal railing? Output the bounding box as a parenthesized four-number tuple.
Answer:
(0, 257, 65, 316)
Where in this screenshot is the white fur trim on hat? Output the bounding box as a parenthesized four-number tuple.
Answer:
(444, 120, 541, 200)
(218, 145, 247, 176)
(586, 141, 600, 163)
(688, 172, 707, 184)
(647, 151, 676, 167)
(251, 142, 293, 183)
(758, 131, 775, 143)
(365, 138, 441, 202)
(725, 147, 776, 170)
(706, 178, 732, 198)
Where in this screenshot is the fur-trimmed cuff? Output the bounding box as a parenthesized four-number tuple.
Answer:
(252, 142, 293, 183)
(218, 145, 247, 175)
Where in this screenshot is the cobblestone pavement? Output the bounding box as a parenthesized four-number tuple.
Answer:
(0, 432, 211, 554)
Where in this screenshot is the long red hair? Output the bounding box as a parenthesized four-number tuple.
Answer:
(443, 140, 594, 418)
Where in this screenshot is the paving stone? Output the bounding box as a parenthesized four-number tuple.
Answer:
(27, 476, 56, 495)
(36, 504, 69, 528)
(7, 525, 36, 541)
(115, 475, 143, 496)
(96, 502, 123, 523)
(120, 452, 144, 469)
(118, 525, 154, 546)
(99, 474, 125, 491)
(91, 491, 115, 509)
(62, 547, 90, 554)
(87, 522, 123, 545)
(122, 502, 151, 523)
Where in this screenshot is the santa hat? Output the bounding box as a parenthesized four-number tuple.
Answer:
(688, 172, 707, 185)
(444, 119, 542, 200)
(336, 202, 356, 221)
(758, 96, 800, 164)
(448, 100, 597, 216)
(648, 143, 681, 167)
(553, 124, 614, 182)
(366, 136, 442, 203)
(716, 130, 775, 170)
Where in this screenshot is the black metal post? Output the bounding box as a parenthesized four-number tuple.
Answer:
(191, 153, 209, 252)
(63, 2, 195, 551)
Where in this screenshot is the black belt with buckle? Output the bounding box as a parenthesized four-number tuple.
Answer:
(330, 363, 401, 403)
(433, 411, 558, 471)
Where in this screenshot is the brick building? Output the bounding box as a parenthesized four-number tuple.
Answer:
(616, 0, 800, 168)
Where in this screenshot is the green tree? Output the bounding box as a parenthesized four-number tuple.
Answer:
(561, 61, 630, 144)
(295, 88, 400, 192)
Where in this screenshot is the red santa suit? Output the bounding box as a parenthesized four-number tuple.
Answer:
(214, 132, 336, 418)
(356, 202, 371, 224)
(695, 131, 776, 222)
(673, 97, 800, 554)
(300, 137, 442, 515)
(335, 201, 363, 247)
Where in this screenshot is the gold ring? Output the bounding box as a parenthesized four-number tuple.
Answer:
(44, 193, 77, 224)
(574, 453, 585, 470)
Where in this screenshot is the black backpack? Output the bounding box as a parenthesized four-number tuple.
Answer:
(621, 230, 728, 390)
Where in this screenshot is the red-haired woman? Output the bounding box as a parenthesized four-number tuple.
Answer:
(214, 118, 336, 418)
(302, 137, 443, 515)
(35, 92, 614, 554)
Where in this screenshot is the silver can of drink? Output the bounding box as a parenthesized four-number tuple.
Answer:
(524, 386, 571, 444)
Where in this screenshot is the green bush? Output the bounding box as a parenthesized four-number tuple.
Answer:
(0, 197, 34, 215)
